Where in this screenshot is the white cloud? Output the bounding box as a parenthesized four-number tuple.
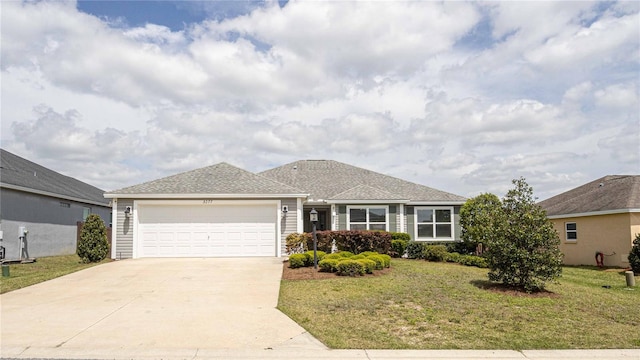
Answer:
(1, 0, 638, 200)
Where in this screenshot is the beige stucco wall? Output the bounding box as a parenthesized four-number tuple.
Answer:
(550, 212, 637, 268)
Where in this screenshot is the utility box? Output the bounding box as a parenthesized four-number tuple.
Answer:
(18, 227, 27, 237)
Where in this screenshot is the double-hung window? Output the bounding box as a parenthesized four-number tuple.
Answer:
(565, 222, 577, 241)
(415, 207, 454, 240)
(348, 206, 388, 231)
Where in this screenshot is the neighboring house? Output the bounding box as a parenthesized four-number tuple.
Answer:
(539, 175, 640, 268)
(105, 160, 466, 259)
(0, 149, 111, 260)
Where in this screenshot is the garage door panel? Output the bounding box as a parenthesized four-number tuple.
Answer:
(137, 204, 277, 258)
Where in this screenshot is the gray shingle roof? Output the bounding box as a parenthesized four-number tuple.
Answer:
(539, 175, 640, 216)
(259, 160, 466, 202)
(0, 149, 108, 205)
(329, 185, 407, 201)
(106, 162, 306, 196)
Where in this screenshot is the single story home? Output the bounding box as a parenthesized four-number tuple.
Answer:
(0, 149, 111, 260)
(105, 160, 466, 259)
(539, 175, 640, 268)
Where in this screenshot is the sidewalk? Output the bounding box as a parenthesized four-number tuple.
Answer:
(2, 347, 638, 360)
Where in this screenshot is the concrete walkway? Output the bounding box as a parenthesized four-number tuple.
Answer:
(0, 258, 325, 358)
(1, 258, 637, 359)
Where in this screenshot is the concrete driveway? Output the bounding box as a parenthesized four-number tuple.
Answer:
(0, 258, 325, 359)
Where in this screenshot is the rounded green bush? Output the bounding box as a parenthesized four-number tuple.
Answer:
(360, 251, 378, 257)
(336, 259, 365, 276)
(366, 255, 384, 270)
(318, 258, 339, 272)
(77, 214, 109, 263)
(422, 245, 448, 262)
(445, 252, 462, 263)
(338, 251, 354, 258)
(379, 254, 391, 268)
(303, 250, 326, 266)
(351, 254, 365, 260)
(357, 259, 376, 274)
(324, 253, 343, 260)
(390, 240, 408, 258)
(288, 253, 307, 268)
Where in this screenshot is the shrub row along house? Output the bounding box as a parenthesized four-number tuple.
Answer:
(0, 149, 111, 260)
(105, 160, 466, 259)
(539, 175, 640, 268)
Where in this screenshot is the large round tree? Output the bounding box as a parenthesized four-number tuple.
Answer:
(486, 178, 563, 292)
(461, 178, 563, 292)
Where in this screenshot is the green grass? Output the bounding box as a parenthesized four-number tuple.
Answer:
(0, 254, 109, 294)
(278, 259, 640, 349)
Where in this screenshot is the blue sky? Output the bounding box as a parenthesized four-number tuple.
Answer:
(77, 1, 285, 30)
(2, 1, 638, 199)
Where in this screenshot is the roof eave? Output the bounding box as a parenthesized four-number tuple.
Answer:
(547, 208, 640, 219)
(326, 199, 410, 204)
(407, 200, 466, 205)
(104, 193, 310, 199)
(1, 182, 109, 207)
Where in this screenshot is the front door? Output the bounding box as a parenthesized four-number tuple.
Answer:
(303, 208, 328, 233)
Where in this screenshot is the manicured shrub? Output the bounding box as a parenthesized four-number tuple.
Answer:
(366, 255, 385, 270)
(357, 259, 377, 274)
(319, 258, 339, 272)
(331, 230, 392, 254)
(305, 230, 335, 253)
(338, 251, 354, 258)
(391, 232, 411, 241)
(445, 252, 462, 263)
(324, 253, 344, 260)
(379, 254, 392, 268)
(459, 255, 488, 268)
(303, 250, 326, 266)
(285, 233, 310, 254)
(390, 239, 408, 258)
(351, 254, 365, 260)
(422, 245, 448, 262)
(628, 233, 640, 275)
(288, 254, 307, 269)
(360, 251, 378, 257)
(336, 259, 365, 276)
(406, 242, 426, 259)
(445, 241, 477, 255)
(77, 214, 109, 263)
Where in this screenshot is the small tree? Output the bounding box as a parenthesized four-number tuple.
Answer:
(460, 193, 502, 253)
(629, 233, 640, 275)
(485, 178, 563, 292)
(77, 214, 109, 263)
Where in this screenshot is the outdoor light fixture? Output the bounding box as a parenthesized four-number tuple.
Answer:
(124, 206, 132, 217)
(310, 208, 318, 269)
(282, 205, 288, 215)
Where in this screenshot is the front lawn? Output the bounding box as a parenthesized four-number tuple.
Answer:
(0, 254, 109, 294)
(278, 259, 640, 349)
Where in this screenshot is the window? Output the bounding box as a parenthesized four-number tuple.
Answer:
(565, 222, 577, 241)
(59, 202, 70, 208)
(83, 207, 91, 221)
(415, 207, 453, 240)
(348, 206, 388, 231)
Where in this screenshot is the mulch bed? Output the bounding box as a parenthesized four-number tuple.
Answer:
(281, 260, 392, 280)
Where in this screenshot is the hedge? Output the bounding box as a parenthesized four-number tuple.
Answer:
(336, 259, 365, 276)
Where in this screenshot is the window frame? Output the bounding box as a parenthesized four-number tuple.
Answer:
(414, 206, 454, 241)
(565, 222, 577, 242)
(346, 205, 389, 231)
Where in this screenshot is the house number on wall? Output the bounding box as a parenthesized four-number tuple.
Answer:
(202, 200, 215, 204)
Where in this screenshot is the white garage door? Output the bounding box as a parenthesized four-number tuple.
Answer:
(137, 203, 276, 257)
